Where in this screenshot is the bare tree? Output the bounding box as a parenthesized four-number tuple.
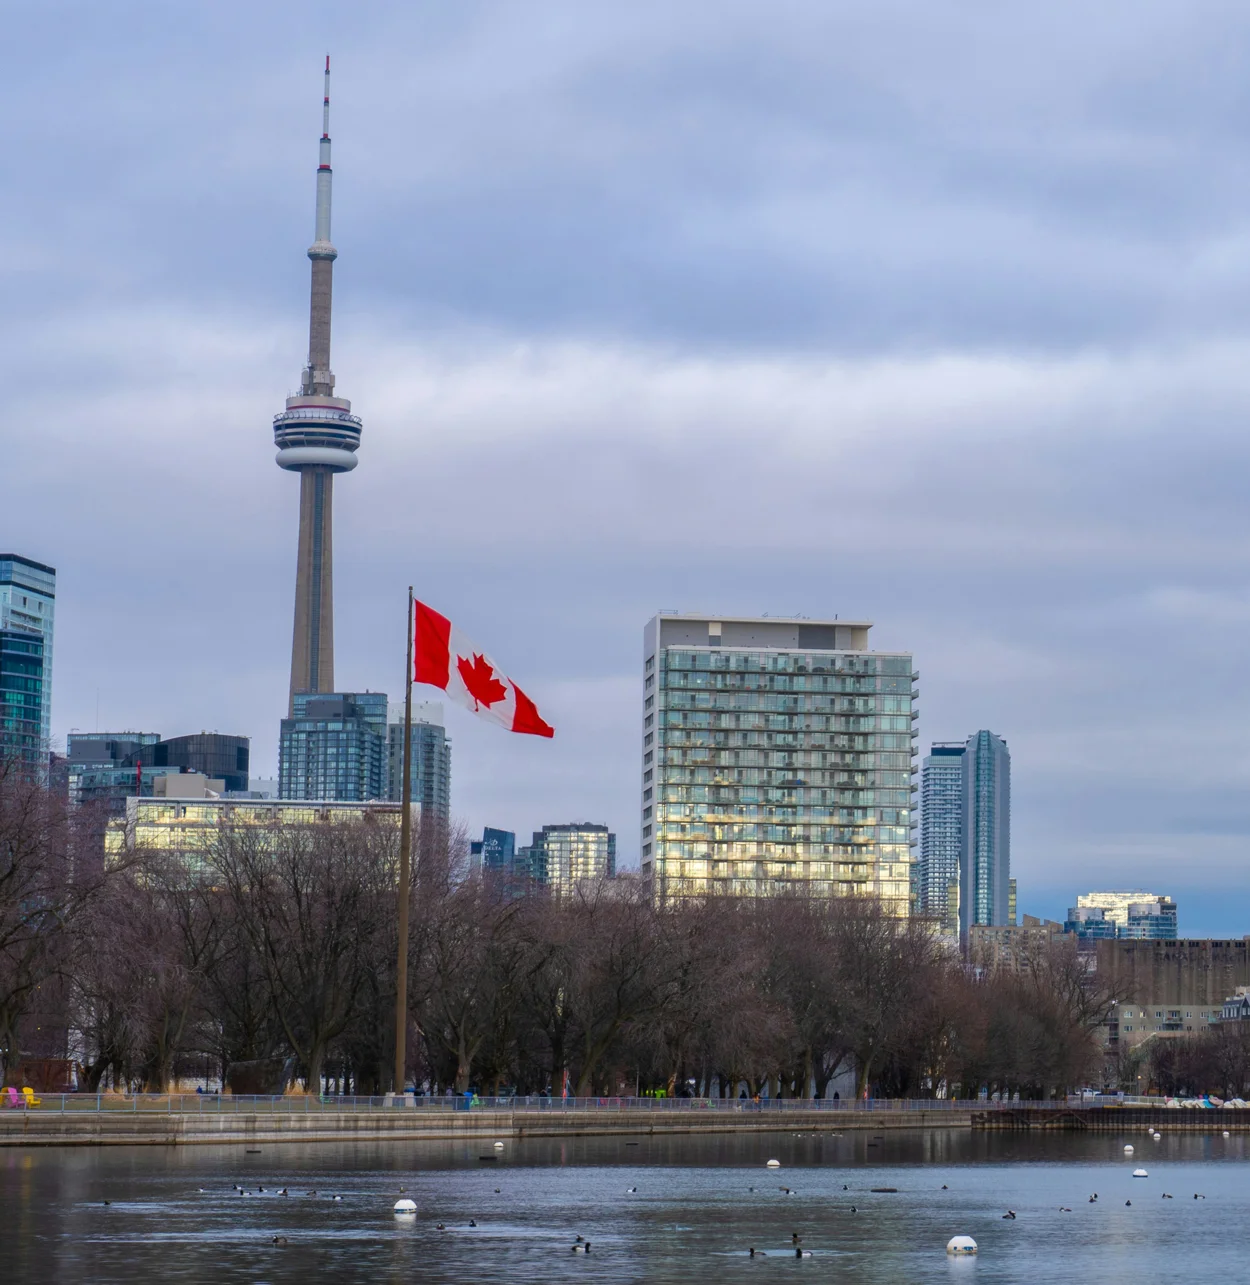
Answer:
(209, 817, 393, 1092)
(0, 759, 110, 1082)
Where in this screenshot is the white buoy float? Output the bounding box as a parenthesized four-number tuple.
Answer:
(946, 1236, 978, 1256)
(1223, 1131, 1231, 1138)
(1132, 1169, 1148, 1178)
(1124, 1145, 1134, 1154)
(766, 1159, 781, 1168)
(394, 1198, 417, 1215)
(494, 1141, 505, 1150)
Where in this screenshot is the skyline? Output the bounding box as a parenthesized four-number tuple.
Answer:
(7, 2, 1250, 932)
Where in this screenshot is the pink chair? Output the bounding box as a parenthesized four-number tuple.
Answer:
(2, 1087, 23, 1108)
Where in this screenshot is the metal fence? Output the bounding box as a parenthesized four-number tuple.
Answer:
(1, 1093, 1068, 1115)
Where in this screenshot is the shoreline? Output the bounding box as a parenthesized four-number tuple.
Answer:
(3, 1102, 1249, 1147)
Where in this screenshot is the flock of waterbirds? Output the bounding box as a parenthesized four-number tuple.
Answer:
(93, 1128, 1224, 1260)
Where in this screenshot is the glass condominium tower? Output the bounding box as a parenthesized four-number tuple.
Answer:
(641, 613, 916, 910)
(919, 742, 966, 930)
(0, 555, 55, 764)
(959, 729, 1011, 938)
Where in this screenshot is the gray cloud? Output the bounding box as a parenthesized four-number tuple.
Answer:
(5, 1, 1250, 932)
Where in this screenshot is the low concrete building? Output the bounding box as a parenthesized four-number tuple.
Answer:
(1096, 939, 1250, 1051)
(105, 796, 406, 872)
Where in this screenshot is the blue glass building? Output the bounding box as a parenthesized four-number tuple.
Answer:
(279, 692, 388, 801)
(0, 630, 44, 774)
(0, 554, 56, 767)
(959, 730, 1011, 939)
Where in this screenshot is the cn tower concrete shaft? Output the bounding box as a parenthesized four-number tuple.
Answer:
(273, 57, 362, 716)
(289, 468, 335, 710)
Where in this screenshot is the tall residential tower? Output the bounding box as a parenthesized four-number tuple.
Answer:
(641, 613, 916, 910)
(918, 741, 965, 932)
(274, 59, 362, 715)
(959, 729, 1011, 940)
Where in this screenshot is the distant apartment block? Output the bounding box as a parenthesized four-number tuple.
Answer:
(523, 823, 616, 897)
(278, 692, 387, 801)
(968, 915, 1066, 973)
(386, 701, 451, 824)
(641, 613, 915, 910)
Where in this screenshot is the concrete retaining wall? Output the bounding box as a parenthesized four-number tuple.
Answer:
(0, 1106, 970, 1148)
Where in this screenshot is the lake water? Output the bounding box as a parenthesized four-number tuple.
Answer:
(1, 1129, 1245, 1282)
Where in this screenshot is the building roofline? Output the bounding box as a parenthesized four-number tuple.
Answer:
(653, 611, 873, 628)
(0, 552, 57, 573)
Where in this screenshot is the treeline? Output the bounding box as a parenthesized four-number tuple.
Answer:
(0, 762, 1119, 1099)
(1132, 1025, 1250, 1100)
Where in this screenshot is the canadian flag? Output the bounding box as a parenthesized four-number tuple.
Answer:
(413, 600, 554, 738)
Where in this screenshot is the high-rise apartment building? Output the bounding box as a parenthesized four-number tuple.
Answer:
(641, 613, 915, 908)
(0, 554, 55, 768)
(525, 823, 616, 897)
(918, 742, 965, 929)
(386, 702, 451, 824)
(960, 730, 1011, 939)
(278, 692, 387, 801)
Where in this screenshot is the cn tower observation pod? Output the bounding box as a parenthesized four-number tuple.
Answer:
(273, 397, 362, 473)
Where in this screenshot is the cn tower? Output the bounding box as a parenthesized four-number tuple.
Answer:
(274, 57, 361, 715)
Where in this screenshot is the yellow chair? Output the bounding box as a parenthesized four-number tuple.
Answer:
(20, 1087, 41, 1108)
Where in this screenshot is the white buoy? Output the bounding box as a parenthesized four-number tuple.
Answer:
(766, 1159, 781, 1168)
(1124, 1145, 1134, 1154)
(1133, 1169, 1148, 1178)
(1223, 1131, 1231, 1138)
(946, 1236, 978, 1256)
(394, 1198, 417, 1214)
(494, 1141, 505, 1150)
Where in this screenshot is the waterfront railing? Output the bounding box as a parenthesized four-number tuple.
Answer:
(1, 1093, 1069, 1114)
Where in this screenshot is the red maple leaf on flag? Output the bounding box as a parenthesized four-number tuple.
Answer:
(457, 652, 508, 709)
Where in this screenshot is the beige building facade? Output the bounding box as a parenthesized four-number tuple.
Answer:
(641, 613, 915, 910)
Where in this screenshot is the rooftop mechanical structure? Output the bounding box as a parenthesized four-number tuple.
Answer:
(275, 57, 361, 715)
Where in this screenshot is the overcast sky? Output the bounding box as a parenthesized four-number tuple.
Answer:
(7, 1, 1250, 932)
